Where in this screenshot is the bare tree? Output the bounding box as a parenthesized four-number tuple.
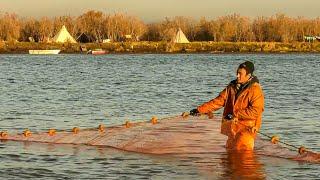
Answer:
(0, 13, 21, 41)
(76, 11, 104, 42)
(37, 17, 53, 42)
(53, 15, 76, 37)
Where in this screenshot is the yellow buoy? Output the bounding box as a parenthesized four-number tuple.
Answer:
(125, 121, 131, 128)
(151, 116, 158, 124)
(23, 129, 32, 137)
(48, 129, 56, 136)
(98, 124, 106, 132)
(207, 112, 214, 119)
(72, 127, 80, 134)
(181, 112, 189, 118)
(0, 131, 8, 138)
(298, 146, 307, 155)
(271, 135, 279, 144)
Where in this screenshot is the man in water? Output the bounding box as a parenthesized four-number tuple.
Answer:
(190, 61, 264, 150)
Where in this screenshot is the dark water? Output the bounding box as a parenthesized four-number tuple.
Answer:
(0, 54, 319, 179)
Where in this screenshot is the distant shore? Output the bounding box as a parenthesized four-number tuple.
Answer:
(1, 41, 320, 54)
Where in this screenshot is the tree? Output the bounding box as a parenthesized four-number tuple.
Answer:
(103, 13, 146, 42)
(20, 18, 37, 42)
(53, 15, 76, 37)
(0, 13, 21, 41)
(195, 17, 213, 41)
(37, 17, 53, 42)
(253, 16, 268, 42)
(76, 11, 104, 42)
(142, 23, 162, 41)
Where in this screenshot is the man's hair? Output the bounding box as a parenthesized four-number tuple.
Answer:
(238, 61, 254, 75)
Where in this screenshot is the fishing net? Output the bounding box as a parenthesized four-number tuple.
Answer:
(1, 115, 319, 163)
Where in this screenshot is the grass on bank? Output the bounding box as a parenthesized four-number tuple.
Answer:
(1, 41, 320, 54)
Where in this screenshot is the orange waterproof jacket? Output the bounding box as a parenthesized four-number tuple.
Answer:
(197, 77, 264, 133)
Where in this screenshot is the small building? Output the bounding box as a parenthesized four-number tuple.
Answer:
(102, 39, 111, 43)
(77, 33, 91, 43)
(123, 34, 133, 42)
(304, 36, 316, 43)
(28, 37, 35, 42)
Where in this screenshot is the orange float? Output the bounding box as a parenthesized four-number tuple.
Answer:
(151, 116, 158, 124)
(298, 146, 307, 155)
(271, 135, 279, 144)
(98, 124, 106, 132)
(72, 127, 80, 134)
(48, 129, 56, 136)
(125, 121, 131, 128)
(23, 129, 32, 137)
(0, 131, 8, 138)
(181, 112, 189, 118)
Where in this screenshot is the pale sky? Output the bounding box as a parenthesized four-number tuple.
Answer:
(1, 0, 319, 22)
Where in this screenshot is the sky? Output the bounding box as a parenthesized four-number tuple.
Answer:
(1, 0, 319, 22)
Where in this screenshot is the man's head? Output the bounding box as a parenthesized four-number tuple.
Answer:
(237, 61, 254, 84)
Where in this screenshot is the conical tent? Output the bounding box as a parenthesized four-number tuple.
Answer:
(173, 28, 190, 43)
(53, 25, 77, 43)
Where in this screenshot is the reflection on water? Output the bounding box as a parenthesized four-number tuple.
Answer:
(221, 150, 265, 179)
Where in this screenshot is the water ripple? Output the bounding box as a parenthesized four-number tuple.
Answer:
(0, 54, 319, 178)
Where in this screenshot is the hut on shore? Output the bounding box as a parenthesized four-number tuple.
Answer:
(52, 25, 77, 43)
(173, 28, 190, 43)
(77, 33, 90, 43)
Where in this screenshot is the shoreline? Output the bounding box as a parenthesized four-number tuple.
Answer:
(2, 51, 320, 55)
(1, 41, 320, 54)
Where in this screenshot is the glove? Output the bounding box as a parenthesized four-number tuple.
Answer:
(225, 114, 238, 123)
(190, 108, 200, 116)
(249, 126, 257, 133)
(225, 114, 233, 120)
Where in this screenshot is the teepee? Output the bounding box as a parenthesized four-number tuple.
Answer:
(173, 28, 190, 43)
(52, 25, 77, 43)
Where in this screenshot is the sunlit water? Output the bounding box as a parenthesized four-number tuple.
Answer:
(0, 54, 319, 179)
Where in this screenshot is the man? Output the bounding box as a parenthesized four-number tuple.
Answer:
(190, 61, 264, 150)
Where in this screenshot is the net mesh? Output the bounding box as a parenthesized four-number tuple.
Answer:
(1, 115, 319, 163)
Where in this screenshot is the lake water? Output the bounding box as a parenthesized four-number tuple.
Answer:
(0, 54, 319, 179)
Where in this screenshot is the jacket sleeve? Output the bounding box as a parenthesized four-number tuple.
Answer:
(234, 84, 264, 121)
(197, 87, 228, 114)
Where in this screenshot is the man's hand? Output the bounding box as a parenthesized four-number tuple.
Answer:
(190, 109, 200, 116)
(225, 114, 233, 120)
(225, 114, 238, 123)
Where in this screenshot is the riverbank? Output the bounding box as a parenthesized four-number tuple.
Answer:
(1, 41, 320, 54)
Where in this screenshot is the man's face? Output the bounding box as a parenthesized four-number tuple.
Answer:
(237, 68, 251, 84)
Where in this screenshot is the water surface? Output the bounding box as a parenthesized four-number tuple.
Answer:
(0, 54, 319, 179)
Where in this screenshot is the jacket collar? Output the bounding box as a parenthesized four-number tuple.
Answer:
(229, 76, 259, 98)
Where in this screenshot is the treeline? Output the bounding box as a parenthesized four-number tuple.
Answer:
(0, 11, 320, 43)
